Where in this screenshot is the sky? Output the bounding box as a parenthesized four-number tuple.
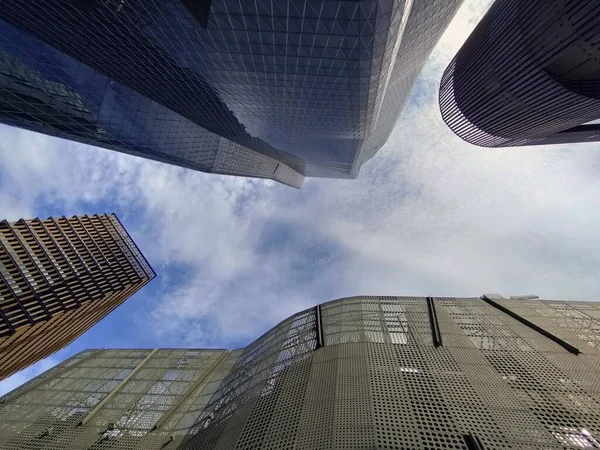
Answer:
(1, 0, 600, 395)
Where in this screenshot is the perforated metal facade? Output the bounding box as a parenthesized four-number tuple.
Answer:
(0, 0, 463, 187)
(4, 295, 600, 449)
(0, 214, 155, 381)
(0, 349, 241, 449)
(439, 0, 600, 147)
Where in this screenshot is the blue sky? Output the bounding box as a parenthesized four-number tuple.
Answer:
(2, 0, 600, 394)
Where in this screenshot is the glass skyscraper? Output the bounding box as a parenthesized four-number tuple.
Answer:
(2, 295, 600, 449)
(0, 0, 463, 188)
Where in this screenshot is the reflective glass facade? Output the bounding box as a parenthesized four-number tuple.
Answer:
(440, 0, 600, 147)
(3, 295, 600, 449)
(0, 0, 463, 187)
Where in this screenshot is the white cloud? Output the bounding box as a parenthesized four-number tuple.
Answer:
(1, 0, 600, 394)
(0, 128, 139, 217)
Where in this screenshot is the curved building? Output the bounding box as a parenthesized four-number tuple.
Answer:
(440, 0, 600, 147)
(0, 0, 464, 188)
(3, 295, 600, 449)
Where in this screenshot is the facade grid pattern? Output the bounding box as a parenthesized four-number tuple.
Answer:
(0, 213, 155, 380)
(2, 296, 600, 449)
(439, 0, 600, 147)
(0, 0, 463, 187)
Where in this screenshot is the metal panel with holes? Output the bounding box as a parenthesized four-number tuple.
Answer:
(3, 296, 600, 449)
